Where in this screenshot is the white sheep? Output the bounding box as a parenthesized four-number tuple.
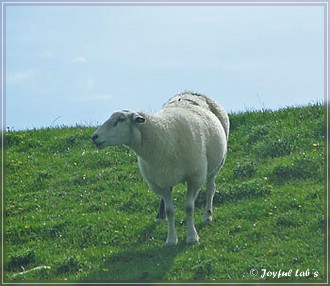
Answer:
(92, 92, 229, 245)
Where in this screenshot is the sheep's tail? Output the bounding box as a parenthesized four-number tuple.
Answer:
(203, 96, 230, 140)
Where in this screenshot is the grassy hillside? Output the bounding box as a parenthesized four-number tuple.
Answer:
(3, 104, 326, 283)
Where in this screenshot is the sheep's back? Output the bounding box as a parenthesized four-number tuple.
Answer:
(139, 106, 227, 187)
(163, 92, 229, 140)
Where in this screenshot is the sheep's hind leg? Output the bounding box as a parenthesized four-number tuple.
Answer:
(156, 198, 166, 222)
(185, 183, 200, 244)
(203, 174, 216, 224)
(156, 187, 172, 222)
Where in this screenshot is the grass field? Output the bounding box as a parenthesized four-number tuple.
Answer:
(3, 103, 327, 283)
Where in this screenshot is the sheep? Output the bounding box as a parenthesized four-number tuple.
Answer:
(92, 92, 229, 245)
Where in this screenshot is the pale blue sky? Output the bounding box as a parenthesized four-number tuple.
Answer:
(4, 4, 325, 130)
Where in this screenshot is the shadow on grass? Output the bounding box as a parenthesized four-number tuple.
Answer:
(85, 223, 186, 283)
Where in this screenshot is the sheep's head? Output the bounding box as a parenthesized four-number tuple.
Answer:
(92, 110, 145, 149)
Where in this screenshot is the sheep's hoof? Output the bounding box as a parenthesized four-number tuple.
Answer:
(155, 217, 166, 223)
(186, 235, 200, 244)
(203, 216, 213, 224)
(203, 210, 213, 224)
(165, 236, 178, 246)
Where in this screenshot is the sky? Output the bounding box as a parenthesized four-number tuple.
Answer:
(4, 3, 326, 130)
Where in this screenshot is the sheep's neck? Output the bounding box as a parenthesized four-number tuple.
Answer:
(129, 119, 168, 163)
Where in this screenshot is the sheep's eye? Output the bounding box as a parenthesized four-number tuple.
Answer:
(114, 117, 126, 127)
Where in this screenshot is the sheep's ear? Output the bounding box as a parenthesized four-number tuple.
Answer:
(132, 112, 145, 124)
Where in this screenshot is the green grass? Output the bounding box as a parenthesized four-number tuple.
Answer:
(3, 103, 326, 283)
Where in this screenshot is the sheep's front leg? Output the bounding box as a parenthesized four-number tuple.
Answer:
(162, 191, 178, 245)
(185, 184, 200, 244)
